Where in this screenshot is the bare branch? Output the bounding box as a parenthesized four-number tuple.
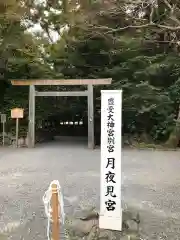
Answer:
(162, 0, 180, 26)
(149, 4, 154, 23)
(86, 22, 180, 35)
(87, 0, 180, 34)
(169, 15, 180, 26)
(163, 0, 173, 11)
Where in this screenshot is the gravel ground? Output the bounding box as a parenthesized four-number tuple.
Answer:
(0, 141, 180, 239)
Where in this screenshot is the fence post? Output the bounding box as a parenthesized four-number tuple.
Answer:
(51, 183, 60, 240)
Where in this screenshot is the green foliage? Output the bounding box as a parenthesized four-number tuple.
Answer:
(1, 0, 180, 146)
(48, 24, 178, 142)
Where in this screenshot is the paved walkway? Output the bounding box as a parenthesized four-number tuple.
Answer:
(0, 142, 180, 239)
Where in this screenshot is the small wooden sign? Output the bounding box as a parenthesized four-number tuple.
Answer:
(1, 114, 6, 123)
(11, 108, 24, 119)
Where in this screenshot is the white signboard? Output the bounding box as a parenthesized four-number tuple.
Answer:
(99, 90, 122, 231)
(1, 114, 6, 123)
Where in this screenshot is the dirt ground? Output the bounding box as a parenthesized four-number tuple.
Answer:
(0, 141, 180, 239)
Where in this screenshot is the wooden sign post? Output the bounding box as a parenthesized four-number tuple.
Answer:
(11, 108, 24, 148)
(1, 114, 6, 146)
(99, 90, 122, 231)
(51, 183, 60, 240)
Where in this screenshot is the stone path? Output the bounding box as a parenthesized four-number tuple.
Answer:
(0, 142, 180, 239)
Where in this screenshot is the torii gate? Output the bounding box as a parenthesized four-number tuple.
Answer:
(11, 79, 112, 149)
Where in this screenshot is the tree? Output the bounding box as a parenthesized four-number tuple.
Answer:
(46, 0, 180, 145)
(1, 0, 180, 146)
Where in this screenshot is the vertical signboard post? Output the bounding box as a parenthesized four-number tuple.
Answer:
(51, 183, 60, 240)
(11, 108, 24, 148)
(99, 90, 122, 231)
(1, 114, 6, 146)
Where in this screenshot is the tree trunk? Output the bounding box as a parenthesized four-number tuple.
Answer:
(166, 105, 180, 148)
(62, 0, 68, 13)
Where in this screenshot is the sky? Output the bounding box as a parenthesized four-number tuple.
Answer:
(27, 23, 60, 42)
(27, 0, 63, 43)
(26, 0, 79, 43)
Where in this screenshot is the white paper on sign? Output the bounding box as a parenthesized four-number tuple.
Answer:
(99, 90, 122, 231)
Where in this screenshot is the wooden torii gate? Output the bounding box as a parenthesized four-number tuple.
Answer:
(11, 79, 112, 149)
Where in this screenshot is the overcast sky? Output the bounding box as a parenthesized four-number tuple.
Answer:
(27, 23, 60, 42)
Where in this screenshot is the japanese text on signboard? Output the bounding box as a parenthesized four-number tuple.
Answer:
(105, 97, 116, 212)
